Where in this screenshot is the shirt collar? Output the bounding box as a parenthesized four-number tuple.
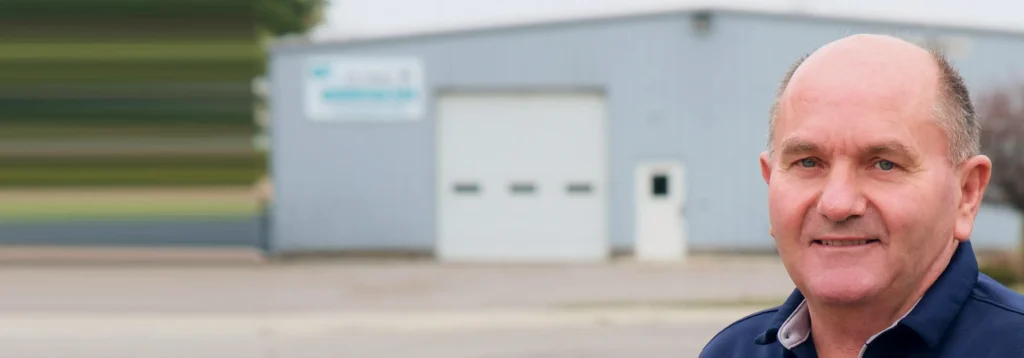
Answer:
(755, 240, 979, 349)
(899, 240, 979, 347)
(777, 299, 812, 349)
(754, 287, 806, 345)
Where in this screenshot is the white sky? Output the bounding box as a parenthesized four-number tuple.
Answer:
(313, 0, 1024, 41)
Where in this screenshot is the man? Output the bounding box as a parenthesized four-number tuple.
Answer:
(700, 34, 1024, 357)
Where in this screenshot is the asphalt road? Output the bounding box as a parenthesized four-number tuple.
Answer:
(0, 258, 791, 357)
(0, 310, 748, 358)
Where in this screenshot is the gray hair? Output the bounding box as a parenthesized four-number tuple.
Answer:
(767, 49, 979, 165)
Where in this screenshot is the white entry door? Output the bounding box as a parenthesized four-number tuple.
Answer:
(635, 161, 687, 261)
(436, 92, 608, 262)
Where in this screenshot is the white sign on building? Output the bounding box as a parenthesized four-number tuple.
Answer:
(304, 57, 426, 121)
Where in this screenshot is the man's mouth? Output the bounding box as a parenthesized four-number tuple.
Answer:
(813, 239, 880, 246)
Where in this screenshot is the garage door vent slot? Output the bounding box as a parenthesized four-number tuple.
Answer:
(510, 182, 536, 195)
(453, 182, 480, 194)
(567, 182, 593, 194)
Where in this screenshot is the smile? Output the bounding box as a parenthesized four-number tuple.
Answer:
(814, 239, 880, 246)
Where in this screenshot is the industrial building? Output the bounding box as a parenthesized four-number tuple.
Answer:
(266, 5, 1024, 261)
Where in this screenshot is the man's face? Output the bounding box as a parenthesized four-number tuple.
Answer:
(760, 55, 964, 305)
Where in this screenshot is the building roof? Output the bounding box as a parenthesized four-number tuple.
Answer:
(307, 0, 1024, 44)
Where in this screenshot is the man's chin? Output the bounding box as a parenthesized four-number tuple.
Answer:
(811, 289, 878, 306)
(803, 276, 885, 305)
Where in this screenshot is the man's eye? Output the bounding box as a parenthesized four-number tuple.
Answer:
(875, 160, 896, 171)
(799, 158, 817, 168)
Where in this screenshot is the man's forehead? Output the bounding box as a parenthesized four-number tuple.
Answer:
(778, 35, 940, 122)
(786, 35, 939, 91)
(781, 65, 935, 120)
(772, 40, 945, 157)
(771, 91, 950, 159)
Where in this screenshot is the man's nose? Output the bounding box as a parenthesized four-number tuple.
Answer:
(816, 168, 867, 222)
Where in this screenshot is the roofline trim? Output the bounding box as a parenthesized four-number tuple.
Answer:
(270, 4, 1024, 52)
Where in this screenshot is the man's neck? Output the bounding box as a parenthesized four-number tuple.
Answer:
(808, 241, 959, 358)
(807, 297, 918, 358)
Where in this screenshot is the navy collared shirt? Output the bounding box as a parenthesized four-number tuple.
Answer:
(700, 241, 1024, 357)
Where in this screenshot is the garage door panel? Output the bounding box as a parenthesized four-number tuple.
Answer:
(437, 92, 608, 262)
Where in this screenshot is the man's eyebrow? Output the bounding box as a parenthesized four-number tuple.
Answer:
(779, 138, 820, 157)
(778, 138, 919, 159)
(865, 141, 918, 159)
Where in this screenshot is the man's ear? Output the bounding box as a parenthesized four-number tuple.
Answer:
(761, 151, 775, 238)
(953, 155, 992, 242)
(760, 151, 772, 185)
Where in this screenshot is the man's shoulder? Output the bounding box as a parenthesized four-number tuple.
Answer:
(969, 273, 1024, 316)
(948, 272, 1024, 354)
(953, 276, 1024, 357)
(698, 306, 780, 358)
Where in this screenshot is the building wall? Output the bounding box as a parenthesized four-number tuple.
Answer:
(270, 11, 1024, 253)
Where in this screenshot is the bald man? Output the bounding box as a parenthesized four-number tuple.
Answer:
(700, 34, 1024, 357)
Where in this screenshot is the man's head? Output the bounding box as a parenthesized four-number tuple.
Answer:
(767, 41, 980, 164)
(760, 34, 992, 306)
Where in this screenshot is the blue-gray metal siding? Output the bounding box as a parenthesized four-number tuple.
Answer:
(269, 11, 1024, 253)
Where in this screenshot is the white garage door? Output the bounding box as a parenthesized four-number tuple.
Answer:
(436, 92, 608, 262)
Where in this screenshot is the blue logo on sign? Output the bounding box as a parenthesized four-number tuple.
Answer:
(311, 66, 330, 79)
(322, 88, 417, 101)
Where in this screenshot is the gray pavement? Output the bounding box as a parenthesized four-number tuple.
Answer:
(0, 256, 795, 357)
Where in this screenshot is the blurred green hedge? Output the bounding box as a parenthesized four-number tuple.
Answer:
(0, 0, 329, 188)
(979, 256, 1021, 286)
(0, 154, 265, 187)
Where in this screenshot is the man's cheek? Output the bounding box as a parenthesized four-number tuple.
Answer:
(870, 196, 917, 236)
(770, 189, 810, 222)
(773, 210, 813, 244)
